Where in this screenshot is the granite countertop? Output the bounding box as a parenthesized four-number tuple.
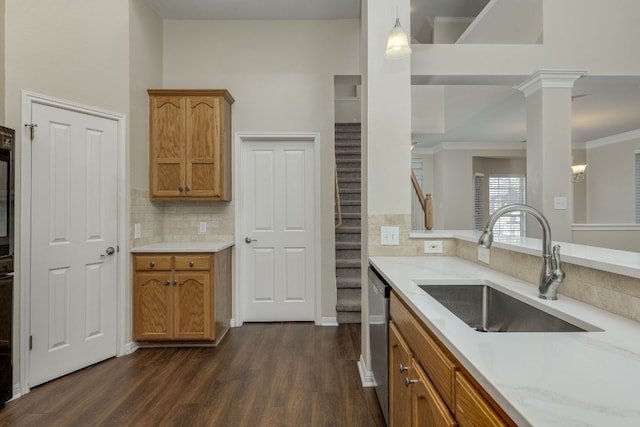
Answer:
(370, 256, 640, 426)
(131, 241, 235, 253)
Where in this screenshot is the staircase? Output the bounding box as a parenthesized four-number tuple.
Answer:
(335, 123, 362, 324)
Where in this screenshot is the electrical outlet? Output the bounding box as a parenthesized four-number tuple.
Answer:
(424, 240, 443, 254)
(380, 226, 400, 245)
(554, 196, 567, 210)
(199, 222, 207, 233)
(478, 246, 491, 264)
(134, 223, 141, 239)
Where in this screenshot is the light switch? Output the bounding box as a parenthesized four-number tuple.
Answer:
(380, 226, 400, 245)
(134, 223, 141, 239)
(199, 222, 207, 233)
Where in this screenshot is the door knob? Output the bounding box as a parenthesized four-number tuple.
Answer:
(245, 237, 257, 244)
(105, 246, 116, 255)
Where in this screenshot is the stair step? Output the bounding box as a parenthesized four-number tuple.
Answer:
(336, 259, 361, 269)
(339, 200, 361, 207)
(339, 188, 360, 194)
(336, 241, 360, 249)
(336, 311, 361, 324)
(336, 225, 361, 234)
(337, 277, 361, 289)
(339, 177, 361, 183)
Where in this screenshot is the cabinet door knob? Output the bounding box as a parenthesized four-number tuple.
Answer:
(404, 377, 420, 387)
(149, 261, 155, 268)
(185, 186, 191, 192)
(173, 279, 178, 285)
(165, 280, 170, 285)
(399, 364, 409, 373)
(189, 261, 194, 267)
(178, 186, 184, 192)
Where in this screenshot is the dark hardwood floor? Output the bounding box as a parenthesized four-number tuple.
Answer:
(0, 323, 386, 427)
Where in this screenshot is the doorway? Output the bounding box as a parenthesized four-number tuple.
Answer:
(235, 133, 321, 325)
(21, 92, 126, 391)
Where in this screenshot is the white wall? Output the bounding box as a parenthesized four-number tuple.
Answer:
(162, 19, 361, 319)
(5, 0, 131, 395)
(586, 136, 640, 223)
(432, 146, 525, 230)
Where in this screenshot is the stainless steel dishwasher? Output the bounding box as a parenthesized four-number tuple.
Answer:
(368, 265, 391, 425)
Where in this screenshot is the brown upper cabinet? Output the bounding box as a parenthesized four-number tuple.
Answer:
(148, 89, 234, 201)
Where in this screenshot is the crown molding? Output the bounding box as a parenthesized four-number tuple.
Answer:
(515, 69, 587, 97)
(586, 128, 640, 149)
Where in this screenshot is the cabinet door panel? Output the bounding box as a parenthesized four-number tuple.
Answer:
(389, 322, 412, 427)
(455, 372, 506, 427)
(133, 272, 172, 340)
(149, 96, 185, 198)
(173, 271, 213, 340)
(186, 97, 220, 198)
(412, 360, 456, 427)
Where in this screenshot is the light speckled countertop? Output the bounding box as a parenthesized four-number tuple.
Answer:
(370, 256, 640, 426)
(130, 241, 234, 253)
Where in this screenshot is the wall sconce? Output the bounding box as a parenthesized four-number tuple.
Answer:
(571, 164, 587, 183)
(384, 7, 412, 60)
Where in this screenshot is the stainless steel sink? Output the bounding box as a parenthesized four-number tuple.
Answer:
(416, 281, 601, 333)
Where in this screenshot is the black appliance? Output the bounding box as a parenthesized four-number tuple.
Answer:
(0, 125, 14, 408)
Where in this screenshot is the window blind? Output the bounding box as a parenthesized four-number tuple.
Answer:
(636, 153, 640, 223)
(489, 176, 526, 237)
(474, 174, 483, 230)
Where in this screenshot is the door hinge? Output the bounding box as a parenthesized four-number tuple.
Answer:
(29, 335, 33, 350)
(24, 123, 37, 141)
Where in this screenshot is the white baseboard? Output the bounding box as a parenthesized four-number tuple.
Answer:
(9, 384, 23, 402)
(321, 317, 338, 326)
(358, 354, 376, 387)
(124, 341, 139, 355)
(230, 318, 242, 327)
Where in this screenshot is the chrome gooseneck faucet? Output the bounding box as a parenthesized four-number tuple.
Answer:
(478, 204, 565, 300)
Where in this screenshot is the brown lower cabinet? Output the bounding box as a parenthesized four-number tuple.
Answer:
(133, 248, 231, 345)
(390, 291, 515, 427)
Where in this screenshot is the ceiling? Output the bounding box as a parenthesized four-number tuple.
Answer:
(145, 0, 640, 149)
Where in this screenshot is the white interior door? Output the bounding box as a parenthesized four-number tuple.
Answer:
(240, 139, 316, 321)
(29, 103, 118, 387)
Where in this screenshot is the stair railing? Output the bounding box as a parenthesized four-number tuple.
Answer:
(335, 161, 343, 229)
(411, 170, 433, 230)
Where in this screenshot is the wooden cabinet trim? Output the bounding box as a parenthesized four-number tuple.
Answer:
(390, 291, 516, 426)
(455, 372, 507, 427)
(411, 359, 456, 427)
(391, 292, 457, 410)
(148, 89, 235, 104)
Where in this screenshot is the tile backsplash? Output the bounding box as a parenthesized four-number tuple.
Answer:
(454, 239, 640, 323)
(130, 187, 234, 247)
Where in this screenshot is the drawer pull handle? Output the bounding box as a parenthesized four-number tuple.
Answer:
(149, 261, 155, 268)
(404, 377, 420, 387)
(399, 364, 409, 373)
(189, 261, 194, 267)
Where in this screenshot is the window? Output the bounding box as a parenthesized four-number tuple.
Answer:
(488, 176, 526, 237)
(474, 174, 484, 230)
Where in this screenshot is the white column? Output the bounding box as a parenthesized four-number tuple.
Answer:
(516, 70, 585, 242)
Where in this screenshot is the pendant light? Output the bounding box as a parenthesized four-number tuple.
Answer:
(384, 5, 412, 59)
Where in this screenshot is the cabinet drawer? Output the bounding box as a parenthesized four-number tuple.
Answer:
(134, 255, 172, 271)
(391, 292, 457, 411)
(412, 360, 456, 427)
(174, 255, 212, 271)
(455, 372, 506, 427)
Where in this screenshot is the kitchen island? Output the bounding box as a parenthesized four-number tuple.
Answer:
(371, 256, 640, 426)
